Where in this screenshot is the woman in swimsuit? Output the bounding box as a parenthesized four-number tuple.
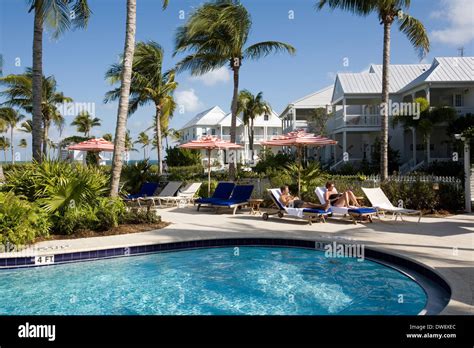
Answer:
(324, 181, 360, 207)
(280, 185, 329, 210)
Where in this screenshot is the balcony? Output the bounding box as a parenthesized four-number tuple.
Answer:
(334, 114, 381, 130)
(283, 120, 308, 133)
(221, 134, 244, 143)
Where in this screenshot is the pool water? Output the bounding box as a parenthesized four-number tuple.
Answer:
(0, 247, 427, 315)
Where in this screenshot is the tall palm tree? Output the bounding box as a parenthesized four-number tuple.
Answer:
(19, 138, 28, 162)
(71, 111, 101, 137)
(0, 107, 25, 164)
(317, 0, 429, 180)
(105, 41, 177, 175)
(162, 126, 181, 149)
(0, 136, 10, 163)
(174, 0, 295, 178)
(237, 90, 271, 152)
(27, 0, 91, 162)
(0, 118, 6, 179)
(0, 69, 72, 157)
(135, 131, 151, 160)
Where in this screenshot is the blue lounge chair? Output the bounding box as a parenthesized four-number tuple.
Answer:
(195, 182, 235, 211)
(263, 188, 330, 224)
(211, 185, 254, 215)
(126, 182, 159, 200)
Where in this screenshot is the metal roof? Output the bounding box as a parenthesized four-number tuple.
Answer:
(180, 106, 227, 129)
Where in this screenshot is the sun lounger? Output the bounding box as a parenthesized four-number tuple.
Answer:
(125, 182, 159, 201)
(315, 187, 377, 224)
(210, 185, 254, 215)
(361, 187, 422, 222)
(137, 181, 183, 206)
(157, 182, 202, 207)
(263, 188, 330, 224)
(195, 182, 235, 211)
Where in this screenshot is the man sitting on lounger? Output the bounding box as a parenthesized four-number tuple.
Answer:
(324, 181, 360, 208)
(280, 185, 329, 210)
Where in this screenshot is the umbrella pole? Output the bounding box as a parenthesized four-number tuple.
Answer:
(208, 149, 211, 196)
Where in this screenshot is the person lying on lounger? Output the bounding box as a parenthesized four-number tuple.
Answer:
(280, 185, 329, 210)
(324, 181, 360, 207)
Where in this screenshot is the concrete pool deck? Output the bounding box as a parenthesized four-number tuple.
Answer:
(4, 206, 474, 315)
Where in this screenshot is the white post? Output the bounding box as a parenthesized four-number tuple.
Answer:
(464, 139, 471, 213)
(292, 106, 296, 130)
(343, 131, 347, 159)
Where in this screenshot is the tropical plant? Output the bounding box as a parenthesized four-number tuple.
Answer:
(174, 0, 295, 178)
(309, 107, 330, 136)
(317, 0, 430, 180)
(71, 111, 101, 137)
(0, 191, 51, 245)
(165, 147, 201, 167)
(108, 0, 169, 197)
(120, 159, 159, 193)
(392, 98, 456, 162)
(161, 126, 181, 149)
(0, 136, 10, 162)
(27, 0, 91, 162)
(20, 119, 33, 133)
(0, 119, 5, 179)
(124, 130, 137, 154)
(105, 41, 177, 175)
(135, 131, 151, 159)
(0, 69, 72, 157)
(0, 107, 25, 163)
(237, 90, 271, 152)
(102, 133, 113, 142)
(19, 138, 28, 162)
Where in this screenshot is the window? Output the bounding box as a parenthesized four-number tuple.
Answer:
(264, 114, 269, 121)
(201, 127, 207, 136)
(455, 94, 464, 107)
(211, 128, 216, 135)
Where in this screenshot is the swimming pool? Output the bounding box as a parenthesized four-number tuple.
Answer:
(0, 246, 428, 315)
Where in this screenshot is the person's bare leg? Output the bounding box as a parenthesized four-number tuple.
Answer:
(347, 191, 360, 206)
(334, 195, 348, 207)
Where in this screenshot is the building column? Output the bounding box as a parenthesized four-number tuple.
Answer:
(292, 106, 296, 130)
(342, 98, 347, 122)
(425, 86, 430, 104)
(343, 131, 347, 160)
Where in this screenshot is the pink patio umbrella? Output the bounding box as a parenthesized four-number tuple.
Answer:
(179, 136, 242, 195)
(261, 129, 337, 195)
(68, 138, 114, 164)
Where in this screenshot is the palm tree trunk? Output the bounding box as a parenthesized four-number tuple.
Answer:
(426, 134, 431, 164)
(0, 164, 4, 181)
(229, 61, 240, 179)
(110, 0, 137, 197)
(10, 127, 14, 164)
(42, 123, 49, 158)
(249, 118, 254, 152)
(32, 7, 44, 162)
(380, 20, 392, 180)
(155, 106, 163, 175)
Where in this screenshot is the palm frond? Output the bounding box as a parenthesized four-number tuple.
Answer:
(244, 41, 296, 60)
(396, 13, 430, 59)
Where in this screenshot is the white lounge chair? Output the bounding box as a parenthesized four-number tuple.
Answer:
(315, 186, 377, 224)
(262, 188, 330, 224)
(158, 182, 202, 207)
(137, 181, 183, 207)
(361, 187, 422, 223)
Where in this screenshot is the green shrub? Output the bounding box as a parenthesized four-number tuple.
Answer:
(120, 160, 160, 194)
(254, 151, 293, 173)
(0, 192, 51, 245)
(167, 164, 204, 181)
(166, 147, 201, 166)
(122, 210, 161, 224)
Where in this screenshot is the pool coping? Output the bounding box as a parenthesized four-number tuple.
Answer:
(0, 237, 451, 315)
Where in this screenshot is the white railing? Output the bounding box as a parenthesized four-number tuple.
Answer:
(361, 174, 461, 188)
(334, 114, 381, 129)
(221, 135, 244, 143)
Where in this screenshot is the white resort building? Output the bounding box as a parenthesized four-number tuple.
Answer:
(279, 56, 474, 172)
(179, 106, 282, 167)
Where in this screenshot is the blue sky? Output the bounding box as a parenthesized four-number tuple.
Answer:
(0, 0, 473, 160)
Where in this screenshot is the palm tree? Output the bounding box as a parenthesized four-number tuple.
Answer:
(0, 118, 6, 179)
(0, 69, 72, 157)
(174, 0, 295, 178)
(71, 111, 101, 137)
(317, 0, 429, 180)
(105, 41, 177, 175)
(0, 107, 25, 164)
(19, 138, 28, 162)
(0, 136, 10, 163)
(162, 127, 181, 149)
(135, 131, 151, 160)
(102, 133, 113, 142)
(237, 90, 271, 153)
(20, 119, 33, 134)
(27, 0, 91, 162)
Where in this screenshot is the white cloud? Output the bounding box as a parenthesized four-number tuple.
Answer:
(431, 0, 474, 46)
(175, 88, 203, 113)
(190, 67, 231, 86)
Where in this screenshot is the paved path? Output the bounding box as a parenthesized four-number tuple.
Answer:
(7, 206, 474, 315)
